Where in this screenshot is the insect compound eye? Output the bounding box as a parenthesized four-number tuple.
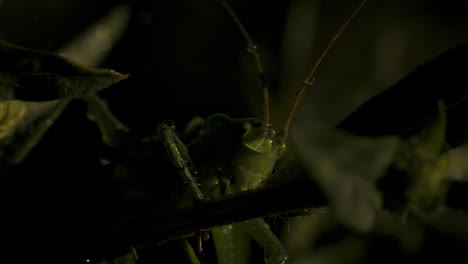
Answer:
(242, 122, 252, 133)
(242, 119, 262, 131)
(161, 120, 176, 130)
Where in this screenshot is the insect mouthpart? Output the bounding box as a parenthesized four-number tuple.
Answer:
(241, 121, 286, 158)
(242, 121, 275, 153)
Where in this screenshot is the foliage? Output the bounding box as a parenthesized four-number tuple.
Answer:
(1, 7, 468, 264)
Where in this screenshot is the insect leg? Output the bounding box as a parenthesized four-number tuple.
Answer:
(157, 120, 204, 201)
(211, 223, 251, 264)
(241, 218, 288, 264)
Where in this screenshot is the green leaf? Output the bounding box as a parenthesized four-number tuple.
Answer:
(394, 101, 449, 214)
(0, 100, 27, 141)
(84, 95, 151, 165)
(84, 95, 130, 148)
(293, 127, 398, 232)
(0, 39, 128, 102)
(0, 99, 69, 164)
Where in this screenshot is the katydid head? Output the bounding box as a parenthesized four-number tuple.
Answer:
(234, 119, 287, 191)
(194, 0, 368, 195)
(194, 114, 284, 193)
(241, 121, 285, 155)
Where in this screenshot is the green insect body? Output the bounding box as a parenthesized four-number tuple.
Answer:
(158, 114, 288, 264)
(193, 114, 288, 264)
(157, 120, 205, 201)
(155, 0, 368, 263)
(193, 114, 285, 195)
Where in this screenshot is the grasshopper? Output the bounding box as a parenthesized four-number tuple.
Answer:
(153, 1, 369, 263)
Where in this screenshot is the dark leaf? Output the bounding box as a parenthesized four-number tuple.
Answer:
(338, 42, 468, 149)
(84, 95, 153, 166)
(0, 39, 128, 102)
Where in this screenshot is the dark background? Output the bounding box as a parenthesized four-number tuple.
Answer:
(0, 0, 467, 263)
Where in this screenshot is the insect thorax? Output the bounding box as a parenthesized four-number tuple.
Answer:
(188, 113, 284, 199)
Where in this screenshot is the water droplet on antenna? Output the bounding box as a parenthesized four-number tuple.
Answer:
(246, 44, 257, 53)
(305, 77, 316, 86)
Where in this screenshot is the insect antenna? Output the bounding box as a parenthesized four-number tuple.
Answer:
(280, 0, 368, 138)
(218, 0, 271, 132)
